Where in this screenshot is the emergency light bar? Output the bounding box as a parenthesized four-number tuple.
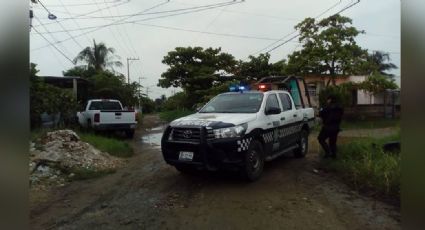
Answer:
(258, 83, 272, 92)
(229, 84, 250, 92)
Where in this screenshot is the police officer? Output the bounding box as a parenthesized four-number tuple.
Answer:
(318, 95, 344, 159)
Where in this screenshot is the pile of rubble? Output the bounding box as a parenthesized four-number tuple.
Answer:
(30, 130, 123, 189)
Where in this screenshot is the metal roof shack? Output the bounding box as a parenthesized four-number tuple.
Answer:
(40, 76, 89, 102)
(255, 76, 312, 108)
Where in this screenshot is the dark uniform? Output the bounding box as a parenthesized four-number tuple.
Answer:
(318, 102, 344, 158)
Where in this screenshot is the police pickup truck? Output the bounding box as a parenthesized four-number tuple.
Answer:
(161, 87, 315, 181)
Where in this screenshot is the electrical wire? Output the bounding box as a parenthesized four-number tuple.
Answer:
(35, 0, 243, 35)
(34, 17, 74, 59)
(31, 25, 75, 64)
(44, 0, 121, 7)
(31, 0, 243, 51)
(33, 0, 132, 27)
(251, 0, 345, 56)
(132, 22, 297, 42)
(58, 0, 92, 44)
(50, 0, 239, 20)
(264, 0, 360, 54)
(34, 0, 85, 53)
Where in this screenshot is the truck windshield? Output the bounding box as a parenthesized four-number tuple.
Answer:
(89, 101, 122, 110)
(199, 93, 264, 113)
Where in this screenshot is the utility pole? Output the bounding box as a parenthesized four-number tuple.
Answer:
(145, 87, 151, 98)
(126, 57, 139, 84)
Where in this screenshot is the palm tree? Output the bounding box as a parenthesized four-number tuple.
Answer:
(369, 51, 397, 77)
(73, 40, 122, 71)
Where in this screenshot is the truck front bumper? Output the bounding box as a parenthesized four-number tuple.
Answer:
(161, 126, 247, 171)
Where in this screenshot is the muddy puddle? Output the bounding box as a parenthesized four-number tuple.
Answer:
(140, 126, 165, 148)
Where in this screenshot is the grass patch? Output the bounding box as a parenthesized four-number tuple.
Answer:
(65, 166, 116, 180)
(159, 109, 194, 122)
(340, 118, 399, 130)
(78, 132, 133, 158)
(321, 131, 400, 204)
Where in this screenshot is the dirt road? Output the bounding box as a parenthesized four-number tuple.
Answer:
(30, 115, 400, 230)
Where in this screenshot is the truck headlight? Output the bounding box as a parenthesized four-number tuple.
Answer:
(213, 124, 247, 139)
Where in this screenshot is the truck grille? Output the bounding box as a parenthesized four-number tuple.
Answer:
(170, 128, 215, 142)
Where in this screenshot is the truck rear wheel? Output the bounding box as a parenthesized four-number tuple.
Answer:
(125, 130, 135, 138)
(294, 130, 308, 158)
(241, 140, 264, 181)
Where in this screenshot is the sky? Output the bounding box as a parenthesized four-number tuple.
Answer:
(30, 0, 401, 99)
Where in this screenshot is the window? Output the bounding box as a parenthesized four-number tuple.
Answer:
(89, 101, 122, 110)
(199, 93, 264, 113)
(279, 93, 292, 111)
(265, 94, 280, 112)
(307, 83, 317, 96)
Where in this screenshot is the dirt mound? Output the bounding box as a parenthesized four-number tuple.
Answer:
(30, 130, 123, 189)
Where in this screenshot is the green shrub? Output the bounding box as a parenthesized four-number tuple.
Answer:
(318, 83, 355, 107)
(159, 109, 194, 122)
(322, 132, 400, 201)
(66, 167, 116, 180)
(30, 64, 79, 128)
(78, 132, 133, 158)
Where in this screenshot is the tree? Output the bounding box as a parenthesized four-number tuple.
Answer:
(359, 72, 398, 94)
(30, 63, 78, 128)
(158, 46, 237, 107)
(63, 66, 97, 79)
(158, 47, 236, 92)
(90, 71, 139, 106)
(237, 53, 288, 82)
(367, 51, 398, 77)
(287, 14, 369, 85)
(74, 40, 122, 71)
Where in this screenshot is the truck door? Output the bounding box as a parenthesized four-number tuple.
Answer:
(278, 93, 298, 146)
(263, 93, 282, 154)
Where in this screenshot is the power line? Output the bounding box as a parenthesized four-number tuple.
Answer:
(41, 0, 242, 20)
(34, 16, 74, 60)
(35, 0, 244, 35)
(32, 20, 302, 42)
(31, 0, 243, 51)
(33, 0, 132, 27)
(34, 0, 84, 50)
(43, 0, 121, 7)
(133, 22, 298, 42)
(172, 0, 300, 22)
(251, 0, 345, 56)
(32, 0, 170, 52)
(58, 0, 92, 44)
(31, 26, 75, 64)
(258, 0, 361, 55)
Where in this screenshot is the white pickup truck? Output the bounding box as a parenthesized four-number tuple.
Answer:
(161, 88, 315, 181)
(77, 99, 137, 138)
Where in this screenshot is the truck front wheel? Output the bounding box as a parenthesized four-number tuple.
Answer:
(241, 140, 264, 181)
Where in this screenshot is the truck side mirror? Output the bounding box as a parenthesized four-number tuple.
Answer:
(265, 107, 281, 115)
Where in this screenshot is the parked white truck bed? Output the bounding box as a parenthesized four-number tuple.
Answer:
(77, 99, 137, 138)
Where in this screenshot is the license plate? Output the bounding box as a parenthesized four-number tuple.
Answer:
(179, 151, 194, 161)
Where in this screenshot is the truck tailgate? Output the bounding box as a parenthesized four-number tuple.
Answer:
(99, 111, 136, 124)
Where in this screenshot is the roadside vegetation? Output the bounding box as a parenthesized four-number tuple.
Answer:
(65, 167, 116, 181)
(321, 131, 400, 204)
(159, 109, 194, 122)
(78, 132, 134, 158)
(31, 128, 133, 158)
(340, 118, 399, 130)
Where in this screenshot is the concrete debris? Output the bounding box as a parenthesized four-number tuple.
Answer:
(30, 129, 123, 190)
